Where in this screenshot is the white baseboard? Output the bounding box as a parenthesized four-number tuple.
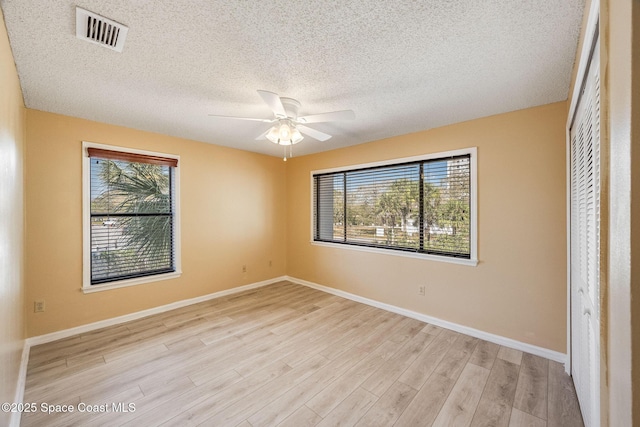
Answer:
(27, 276, 287, 347)
(286, 275, 568, 365)
(16, 273, 566, 419)
(12, 276, 287, 421)
(9, 341, 30, 427)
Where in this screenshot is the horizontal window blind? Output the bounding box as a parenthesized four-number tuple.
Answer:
(314, 155, 471, 258)
(89, 151, 176, 284)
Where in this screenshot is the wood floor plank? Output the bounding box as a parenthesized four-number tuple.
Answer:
(232, 302, 372, 380)
(547, 361, 584, 427)
(355, 381, 417, 427)
(398, 328, 458, 389)
(118, 369, 243, 426)
(513, 353, 549, 420)
(276, 304, 378, 369)
(247, 346, 367, 427)
(277, 406, 322, 427)
(196, 354, 330, 427)
(361, 330, 436, 397)
(469, 339, 500, 370)
(20, 282, 583, 427)
(25, 357, 98, 391)
(498, 346, 524, 365)
(25, 349, 161, 403)
(49, 385, 144, 427)
(432, 362, 491, 427)
(394, 372, 455, 426)
(318, 307, 388, 360)
(316, 387, 378, 427)
(353, 312, 407, 352)
(470, 358, 520, 427)
(130, 361, 290, 427)
(269, 301, 354, 336)
(20, 396, 81, 427)
(433, 333, 479, 381)
(305, 340, 399, 417)
(388, 317, 426, 344)
(137, 368, 196, 398)
(509, 408, 547, 427)
(422, 323, 445, 335)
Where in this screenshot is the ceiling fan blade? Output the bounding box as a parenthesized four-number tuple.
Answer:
(297, 124, 332, 141)
(257, 90, 287, 118)
(297, 110, 355, 124)
(255, 128, 270, 140)
(208, 114, 273, 123)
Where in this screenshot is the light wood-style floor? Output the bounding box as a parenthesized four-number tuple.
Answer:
(22, 281, 584, 426)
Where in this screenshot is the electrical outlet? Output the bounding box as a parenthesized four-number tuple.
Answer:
(34, 300, 45, 313)
(242, 265, 247, 273)
(418, 286, 426, 296)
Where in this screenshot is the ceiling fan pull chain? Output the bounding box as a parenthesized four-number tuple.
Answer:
(283, 145, 287, 162)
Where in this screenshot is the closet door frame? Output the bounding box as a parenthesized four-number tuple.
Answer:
(566, 1, 601, 426)
(565, 0, 600, 377)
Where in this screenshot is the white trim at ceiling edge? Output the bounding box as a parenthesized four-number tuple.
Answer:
(286, 275, 567, 366)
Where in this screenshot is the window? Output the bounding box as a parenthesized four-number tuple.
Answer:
(312, 148, 477, 264)
(83, 143, 181, 291)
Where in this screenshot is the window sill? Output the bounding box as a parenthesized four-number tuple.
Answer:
(311, 241, 478, 266)
(82, 271, 182, 293)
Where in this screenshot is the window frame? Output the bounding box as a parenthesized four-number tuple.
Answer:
(310, 147, 478, 266)
(82, 141, 182, 293)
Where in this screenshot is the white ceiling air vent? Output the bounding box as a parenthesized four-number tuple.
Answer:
(75, 7, 128, 52)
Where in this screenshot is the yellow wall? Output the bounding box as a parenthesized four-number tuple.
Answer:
(286, 102, 568, 352)
(25, 110, 287, 337)
(24, 102, 569, 354)
(0, 6, 26, 426)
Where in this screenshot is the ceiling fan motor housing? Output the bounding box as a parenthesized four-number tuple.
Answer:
(279, 97, 301, 119)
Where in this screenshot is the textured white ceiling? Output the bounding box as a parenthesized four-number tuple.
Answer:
(1, 0, 584, 157)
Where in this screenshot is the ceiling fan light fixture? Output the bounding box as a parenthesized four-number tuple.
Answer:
(266, 126, 280, 144)
(212, 90, 353, 153)
(279, 122, 291, 140)
(266, 120, 304, 146)
(291, 127, 303, 144)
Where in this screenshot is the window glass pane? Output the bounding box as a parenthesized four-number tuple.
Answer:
(313, 153, 472, 259)
(423, 157, 470, 255)
(315, 174, 344, 241)
(345, 164, 420, 249)
(90, 158, 174, 284)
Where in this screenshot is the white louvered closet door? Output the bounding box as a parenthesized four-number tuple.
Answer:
(570, 39, 600, 427)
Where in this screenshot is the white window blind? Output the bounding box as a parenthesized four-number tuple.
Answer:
(314, 154, 471, 259)
(88, 149, 177, 285)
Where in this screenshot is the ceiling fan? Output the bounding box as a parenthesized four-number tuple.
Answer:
(209, 90, 355, 160)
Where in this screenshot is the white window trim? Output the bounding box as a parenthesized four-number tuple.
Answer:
(309, 147, 478, 266)
(82, 141, 182, 293)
